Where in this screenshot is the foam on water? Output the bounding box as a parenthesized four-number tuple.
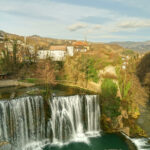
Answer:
(131, 138, 150, 150)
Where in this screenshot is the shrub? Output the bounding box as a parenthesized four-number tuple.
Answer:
(102, 72, 117, 79)
(101, 79, 121, 119)
(101, 79, 118, 98)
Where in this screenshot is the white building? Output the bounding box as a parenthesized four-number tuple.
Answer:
(37, 46, 69, 61)
(0, 34, 4, 42)
(73, 41, 89, 52)
(37, 45, 75, 61)
(67, 46, 74, 56)
(37, 50, 51, 59)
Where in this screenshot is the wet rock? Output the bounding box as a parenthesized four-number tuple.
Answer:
(0, 142, 11, 150)
(148, 139, 150, 144)
(121, 127, 130, 136)
(117, 133, 137, 150)
(116, 115, 124, 128)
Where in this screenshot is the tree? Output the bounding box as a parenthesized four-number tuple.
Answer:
(78, 55, 99, 87)
(101, 79, 121, 119)
(0, 48, 12, 73)
(13, 40, 17, 65)
(64, 54, 99, 88)
(64, 56, 81, 84)
(137, 52, 150, 83)
(36, 59, 56, 99)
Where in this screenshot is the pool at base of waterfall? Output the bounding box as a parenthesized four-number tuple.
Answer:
(43, 134, 130, 150)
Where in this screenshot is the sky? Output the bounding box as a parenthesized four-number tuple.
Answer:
(0, 0, 150, 42)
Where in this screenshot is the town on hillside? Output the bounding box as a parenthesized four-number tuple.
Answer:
(0, 32, 90, 62)
(0, 31, 141, 82)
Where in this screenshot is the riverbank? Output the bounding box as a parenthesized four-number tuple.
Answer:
(0, 79, 35, 88)
(58, 80, 99, 94)
(137, 103, 150, 137)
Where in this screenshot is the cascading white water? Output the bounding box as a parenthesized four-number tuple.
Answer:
(122, 132, 150, 150)
(85, 95, 100, 135)
(0, 96, 46, 150)
(131, 138, 150, 150)
(48, 95, 100, 145)
(0, 95, 100, 150)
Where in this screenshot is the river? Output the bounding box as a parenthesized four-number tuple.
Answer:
(0, 85, 149, 150)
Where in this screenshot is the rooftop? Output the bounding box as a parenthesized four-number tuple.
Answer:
(73, 41, 88, 46)
(50, 45, 67, 51)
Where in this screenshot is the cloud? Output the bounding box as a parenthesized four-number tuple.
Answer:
(118, 18, 150, 29)
(93, 24, 102, 30)
(0, 0, 150, 42)
(68, 22, 87, 31)
(0, 0, 117, 23)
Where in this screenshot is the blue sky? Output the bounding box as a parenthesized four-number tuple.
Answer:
(0, 0, 150, 42)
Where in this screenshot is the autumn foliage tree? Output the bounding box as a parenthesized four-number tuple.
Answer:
(36, 59, 56, 99)
(64, 54, 99, 88)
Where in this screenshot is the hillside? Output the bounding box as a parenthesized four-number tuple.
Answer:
(137, 52, 150, 84)
(91, 43, 125, 53)
(111, 41, 150, 53)
(0, 30, 130, 54)
(0, 30, 76, 49)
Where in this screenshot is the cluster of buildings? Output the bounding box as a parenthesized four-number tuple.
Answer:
(37, 41, 89, 61)
(121, 55, 130, 70)
(0, 34, 4, 42)
(0, 32, 90, 62)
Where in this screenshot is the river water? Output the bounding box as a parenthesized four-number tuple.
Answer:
(0, 85, 150, 150)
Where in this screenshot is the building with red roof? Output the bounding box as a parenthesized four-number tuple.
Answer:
(72, 41, 89, 52)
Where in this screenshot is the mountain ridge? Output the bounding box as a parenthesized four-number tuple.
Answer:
(1, 30, 149, 52)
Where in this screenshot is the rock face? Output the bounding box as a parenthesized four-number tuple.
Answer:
(114, 109, 130, 136)
(99, 65, 117, 78)
(0, 142, 11, 150)
(117, 133, 137, 150)
(101, 105, 147, 137)
(121, 127, 130, 136)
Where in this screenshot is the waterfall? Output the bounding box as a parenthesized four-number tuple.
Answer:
(122, 132, 150, 150)
(0, 95, 100, 150)
(131, 138, 150, 150)
(47, 95, 100, 144)
(0, 96, 46, 150)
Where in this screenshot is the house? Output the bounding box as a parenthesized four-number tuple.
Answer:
(49, 46, 67, 61)
(73, 41, 89, 52)
(37, 45, 68, 61)
(37, 45, 75, 61)
(37, 49, 52, 60)
(0, 33, 4, 42)
(4, 42, 13, 52)
(67, 46, 74, 56)
(0, 43, 4, 57)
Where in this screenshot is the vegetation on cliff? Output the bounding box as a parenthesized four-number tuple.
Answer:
(101, 79, 121, 119)
(137, 52, 150, 96)
(100, 54, 148, 137)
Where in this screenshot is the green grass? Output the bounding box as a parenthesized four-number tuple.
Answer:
(19, 78, 39, 84)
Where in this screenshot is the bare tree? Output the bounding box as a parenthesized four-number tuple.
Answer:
(36, 59, 56, 99)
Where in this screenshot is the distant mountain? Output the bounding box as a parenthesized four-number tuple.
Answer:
(0, 30, 132, 53)
(0, 30, 5, 37)
(111, 41, 150, 53)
